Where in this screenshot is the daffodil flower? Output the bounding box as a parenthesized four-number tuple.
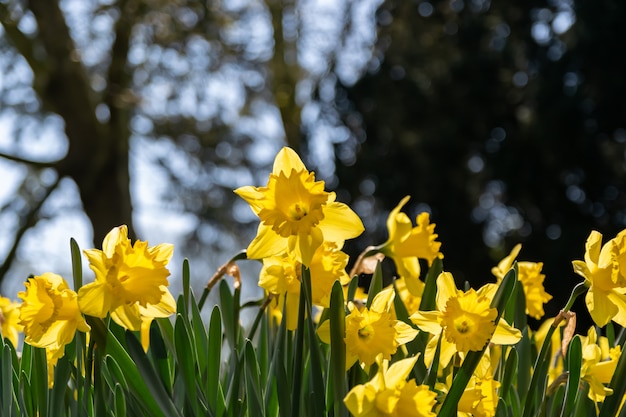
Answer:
(18, 272, 90, 350)
(580, 326, 621, 403)
(379, 196, 443, 294)
(344, 356, 437, 417)
(492, 244, 552, 320)
(318, 287, 418, 368)
(0, 294, 22, 348)
(235, 147, 363, 267)
(572, 230, 626, 327)
(259, 241, 349, 330)
(78, 225, 176, 331)
(410, 272, 521, 368)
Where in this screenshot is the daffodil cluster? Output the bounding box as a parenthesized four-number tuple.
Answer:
(1, 225, 177, 379)
(4, 147, 626, 417)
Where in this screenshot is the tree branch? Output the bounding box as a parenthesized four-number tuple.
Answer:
(0, 151, 60, 168)
(0, 174, 62, 285)
(0, 3, 46, 75)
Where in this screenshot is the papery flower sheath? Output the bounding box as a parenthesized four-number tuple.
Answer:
(235, 147, 364, 266)
(78, 225, 176, 331)
(18, 272, 90, 349)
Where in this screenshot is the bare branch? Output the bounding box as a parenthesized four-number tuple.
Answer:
(0, 3, 46, 75)
(0, 174, 62, 284)
(0, 151, 60, 168)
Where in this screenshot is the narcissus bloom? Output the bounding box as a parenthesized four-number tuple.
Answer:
(18, 273, 90, 350)
(410, 272, 521, 367)
(235, 147, 364, 266)
(379, 196, 443, 293)
(580, 326, 621, 403)
(344, 356, 437, 417)
(78, 225, 176, 331)
(572, 230, 626, 327)
(318, 287, 418, 368)
(492, 244, 552, 319)
(0, 295, 22, 347)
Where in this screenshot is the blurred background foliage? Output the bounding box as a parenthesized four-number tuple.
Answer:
(1, 0, 625, 322)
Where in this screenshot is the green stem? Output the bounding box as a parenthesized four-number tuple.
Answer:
(521, 282, 587, 417)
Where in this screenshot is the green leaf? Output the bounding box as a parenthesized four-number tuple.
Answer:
(1, 344, 14, 417)
(70, 237, 83, 290)
(182, 258, 191, 314)
(346, 275, 359, 303)
(498, 347, 518, 407)
(219, 280, 239, 351)
(207, 306, 225, 417)
(174, 313, 204, 414)
(49, 354, 71, 416)
(561, 335, 582, 417)
(329, 281, 347, 417)
(106, 327, 178, 417)
(31, 346, 48, 417)
(244, 340, 265, 417)
(148, 319, 173, 393)
(419, 258, 443, 312)
(301, 266, 326, 417)
(113, 384, 127, 417)
(190, 291, 209, 377)
(365, 261, 383, 309)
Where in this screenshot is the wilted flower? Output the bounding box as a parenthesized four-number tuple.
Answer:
(235, 147, 363, 267)
(572, 230, 626, 327)
(344, 356, 437, 417)
(0, 294, 22, 347)
(78, 225, 176, 331)
(18, 272, 89, 350)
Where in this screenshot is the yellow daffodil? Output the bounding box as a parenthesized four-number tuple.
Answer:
(259, 252, 302, 330)
(18, 272, 90, 350)
(492, 244, 552, 319)
(78, 225, 176, 331)
(310, 241, 351, 307)
(580, 326, 621, 403)
(394, 276, 424, 315)
(344, 356, 437, 417)
(0, 294, 22, 347)
(234, 147, 364, 267)
(379, 196, 443, 294)
(572, 230, 626, 327)
(410, 272, 521, 367)
(318, 287, 418, 368)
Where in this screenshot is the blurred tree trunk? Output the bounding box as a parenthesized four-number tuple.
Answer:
(2, 0, 136, 246)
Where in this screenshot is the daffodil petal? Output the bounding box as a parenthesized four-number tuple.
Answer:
(586, 287, 616, 328)
(318, 202, 364, 243)
(272, 147, 306, 175)
(77, 282, 113, 318)
(409, 311, 442, 335)
(246, 224, 288, 260)
(492, 319, 522, 345)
